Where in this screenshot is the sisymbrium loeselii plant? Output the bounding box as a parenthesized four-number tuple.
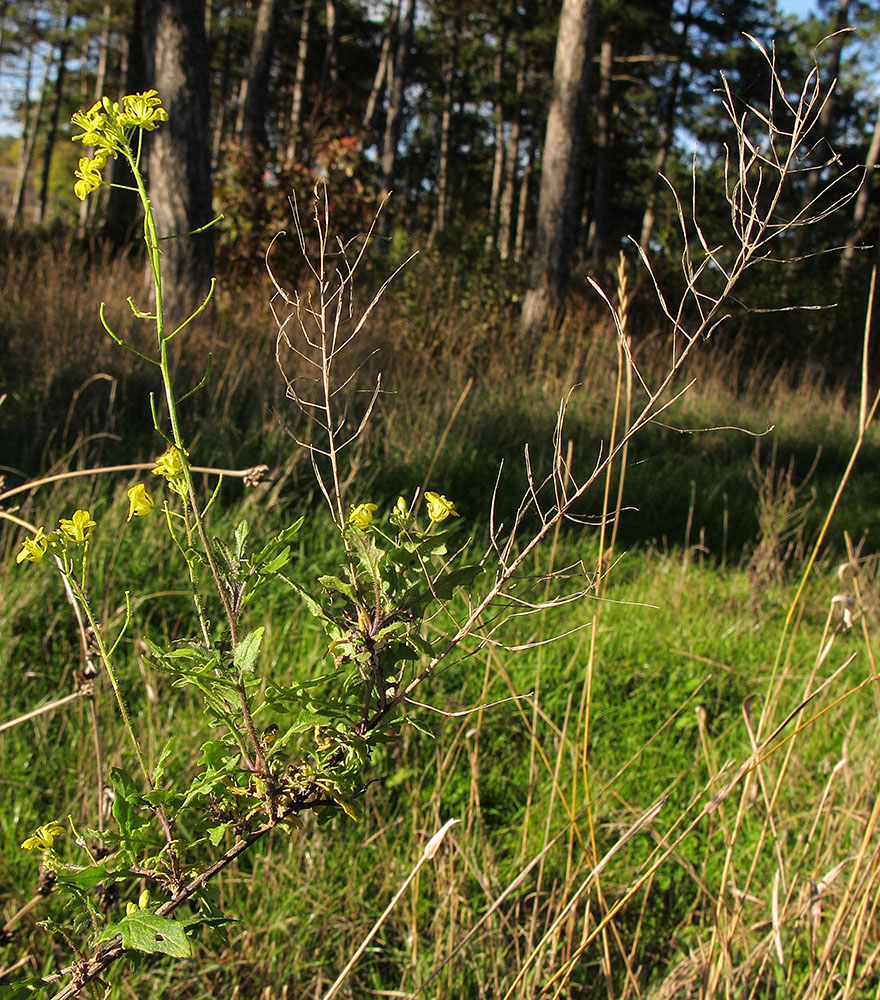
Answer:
(6, 93, 485, 997)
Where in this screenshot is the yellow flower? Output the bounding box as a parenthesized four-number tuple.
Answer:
(70, 101, 108, 145)
(21, 821, 65, 851)
(118, 90, 169, 130)
(16, 527, 48, 564)
(424, 491, 459, 523)
(395, 496, 408, 517)
(126, 484, 154, 521)
(59, 509, 97, 544)
(73, 150, 109, 200)
(349, 502, 378, 530)
(152, 446, 187, 481)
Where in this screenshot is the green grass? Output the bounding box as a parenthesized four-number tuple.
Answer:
(2, 239, 880, 998)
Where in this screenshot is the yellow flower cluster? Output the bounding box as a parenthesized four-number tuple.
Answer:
(424, 491, 459, 523)
(70, 90, 169, 200)
(348, 491, 460, 530)
(126, 483, 154, 521)
(349, 502, 378, 530)
(16, 509, 96, 565)
(151, 445, 187, 482)
(21, 821, 65, 852)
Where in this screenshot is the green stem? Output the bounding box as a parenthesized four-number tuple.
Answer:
(124, 145, 267, 776)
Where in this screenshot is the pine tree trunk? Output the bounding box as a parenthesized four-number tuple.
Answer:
(802, 0, 851, 210)
(141, 0, 214, 319)
(514, 138, 533, 263)
(428, 23, 457, 247)
(79, 0, 113, 235)
(485, 28, 508, 251)
(363, 2, 394, 129)
(37, 15, 73, 225)
(841, 98, 880, 270)
(498, 48, 527, 261)
(377, 0, 415, 239)
(235, 0, 280, 158)
(102, 0, 143, 248)
(588, 35, 613, 270)
(518, 0, 596, 340)
(286, 0, 313, 164)
(8, 44, 46, 225)
(210, 13, 233, 171)
(639, 0, 691, 250)
(320, 0, 340, 95)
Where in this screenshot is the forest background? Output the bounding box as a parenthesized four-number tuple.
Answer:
(3, 0, 880, 997)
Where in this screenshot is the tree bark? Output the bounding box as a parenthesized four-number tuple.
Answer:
(518, 0, 596, 340)
(141, 0, 215, 319)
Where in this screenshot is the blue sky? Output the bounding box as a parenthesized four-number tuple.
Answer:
(777, 0, 819, 17)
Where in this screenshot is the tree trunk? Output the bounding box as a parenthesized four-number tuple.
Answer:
(639, 0, 692, 250)
(102, 0, 144, 248)
(377, 0, 415, 238)
(235, 0, 280, 158)
(363, 1, 394, 129)
(498, 47, 526, 261)
(79, 0, 113, 235)
(588, 35, 613, 270)
(141, 0, 215, 319)
(428, 20, 458, 247)
(485, 26, 508, 251)
(319, 0, 340, 95)
(802, 0, 851, 211)
(8, 43, 46, 225)
(841, 97, 880, 271)
(286, 0, 313, 164)
(37, 15, 73, 225)
(518, 0, 596, 340)
(514, 137, 533, 263)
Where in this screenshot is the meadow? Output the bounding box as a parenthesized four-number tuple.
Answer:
(2, 205, 880, 1000)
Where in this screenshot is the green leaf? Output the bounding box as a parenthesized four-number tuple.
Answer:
(251, 518, 304, 569)
(261, 545, 291, 574)
(98, 911, 192, 958)
(346, 526, 386, 588)
(0, 977, 50, 997)
(318, 574, 358, 601)
(152, 738, 175, 789)
(212, 536, 237, 574)
(110, 768, 149, 838)
(234, 519, 250, 560)
(234, 627, 265, 676)
(208, 823, 231, 846)
(55, 862, 134, 893)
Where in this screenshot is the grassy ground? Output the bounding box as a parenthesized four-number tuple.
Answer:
(1, 235, 880, 998)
